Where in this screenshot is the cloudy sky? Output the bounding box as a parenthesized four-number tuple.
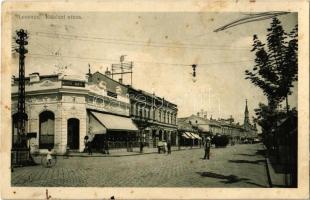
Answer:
(11, 12, 298, 124)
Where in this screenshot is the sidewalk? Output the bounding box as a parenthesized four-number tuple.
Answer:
(265, 157, 287, 187)
(66, 146, 203, 157)
(261, 146, 289, 188)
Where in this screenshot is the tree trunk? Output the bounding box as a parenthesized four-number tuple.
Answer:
(285, 95, 289, 114)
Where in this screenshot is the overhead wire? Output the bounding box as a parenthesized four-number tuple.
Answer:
(31, 31, 250, 51)
(27, 52, 253, 67)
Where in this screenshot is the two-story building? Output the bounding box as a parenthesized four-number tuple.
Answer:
(11, 72, 138, 154)
(88, 70, 179, 148)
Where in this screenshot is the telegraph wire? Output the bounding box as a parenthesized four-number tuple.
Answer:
(31, 31, 250, 51)
(27, 52, 253, 67)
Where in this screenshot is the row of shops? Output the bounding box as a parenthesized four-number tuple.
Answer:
(11, 71, 181, 154)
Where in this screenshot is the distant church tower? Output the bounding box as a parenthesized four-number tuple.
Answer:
(243, 99, 250, 130)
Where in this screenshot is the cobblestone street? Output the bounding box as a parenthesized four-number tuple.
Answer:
(12, 143, 269, 187)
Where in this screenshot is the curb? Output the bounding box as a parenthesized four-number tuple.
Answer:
(60, 147, 202, 158)
(261, 145, 273, 188)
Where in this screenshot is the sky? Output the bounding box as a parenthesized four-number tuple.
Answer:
(11, 12, 298, 125)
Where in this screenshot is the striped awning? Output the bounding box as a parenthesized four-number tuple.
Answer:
(185, 132, 196, 139)
(190, 133, 202, 140)
(182, 133, 191, 139)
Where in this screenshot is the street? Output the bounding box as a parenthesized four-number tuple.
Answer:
(12, 143, 270, 187)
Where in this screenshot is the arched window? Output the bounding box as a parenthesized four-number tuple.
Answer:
(153, 109, 155, 120)
(39, 111, 55, 149)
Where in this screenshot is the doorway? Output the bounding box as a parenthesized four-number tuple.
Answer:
(67, 118, 80, 149)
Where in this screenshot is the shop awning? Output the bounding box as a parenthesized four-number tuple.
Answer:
(89, 113, 107, 134)
(182, 133, 191, 139)
(190, 133, 202, 140)
(90, 111, 138, 131)
(185, 132, 196, 139)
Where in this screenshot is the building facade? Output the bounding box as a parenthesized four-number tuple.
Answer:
(127, 87, 178, 147)
(11, 72, 138, 154)
(88, 70, 179, 148)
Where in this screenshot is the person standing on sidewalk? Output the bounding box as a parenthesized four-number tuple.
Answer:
(87, 137, 93, 155)
(139, 141, 144, 153)
(203, 137, 211, 160)
(167, 140, 171, 154)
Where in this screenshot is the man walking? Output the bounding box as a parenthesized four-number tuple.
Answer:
(203, 137, 211, 160)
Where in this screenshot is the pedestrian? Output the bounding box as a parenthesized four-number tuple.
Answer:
(87, 138, 93, 155)
(163, 140, 167, 154)
(104, 139, 109, 154)
(157, 141, 161, 154)
(65, 145, 70, 159)
(84, 136, 89, 153)
(139, 141, 144, 153)
(203, 137, 211, 160)
(167, 141, 171, 154)
(46, 148, 53, 167)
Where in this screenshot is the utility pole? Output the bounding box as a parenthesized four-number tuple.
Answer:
(11, 29, 31, 167)
(14, 29, 28, 148)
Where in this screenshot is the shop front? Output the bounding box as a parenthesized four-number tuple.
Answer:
(88, 110, 139, 152)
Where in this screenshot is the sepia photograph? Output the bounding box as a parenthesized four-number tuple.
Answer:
(1, 0, 309, 199)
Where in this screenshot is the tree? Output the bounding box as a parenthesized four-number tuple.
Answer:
(245, 17, 298, 110)
(253, 103, 287, 149)
(245, 17, 298, 152)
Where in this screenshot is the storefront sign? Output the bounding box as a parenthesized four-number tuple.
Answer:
(62, 80, 85, 87)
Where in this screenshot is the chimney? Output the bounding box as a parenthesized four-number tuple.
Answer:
(29, 72, 40, 83)
(105, 68, 112, 78)
(118, 78, 123, 84)
(197, 112, 200, 117)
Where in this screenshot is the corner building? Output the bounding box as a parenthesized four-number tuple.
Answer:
(11, 72, 137, 154)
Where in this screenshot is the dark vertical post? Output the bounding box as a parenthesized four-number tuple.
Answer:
(15, 29, 28, 148)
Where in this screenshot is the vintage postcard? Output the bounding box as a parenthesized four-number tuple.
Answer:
(1, 0, 309, 199)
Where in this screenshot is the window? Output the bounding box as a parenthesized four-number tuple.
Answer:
(153, 109, 155, 120)
(159, 110, 161, 122)
(107, 91, 117, 98)
(130, 104, 134, 116)
(139, 106, 142, 117)
(163, 111, 166, 123)
(167, 112, 170, 123)
(39, 111, 55, 149)
(135, 104, 139, 116)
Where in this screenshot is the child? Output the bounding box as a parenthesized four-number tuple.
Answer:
(46, 148, 53, 166)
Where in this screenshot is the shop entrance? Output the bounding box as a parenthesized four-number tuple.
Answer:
(67, 118, 80, 149)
